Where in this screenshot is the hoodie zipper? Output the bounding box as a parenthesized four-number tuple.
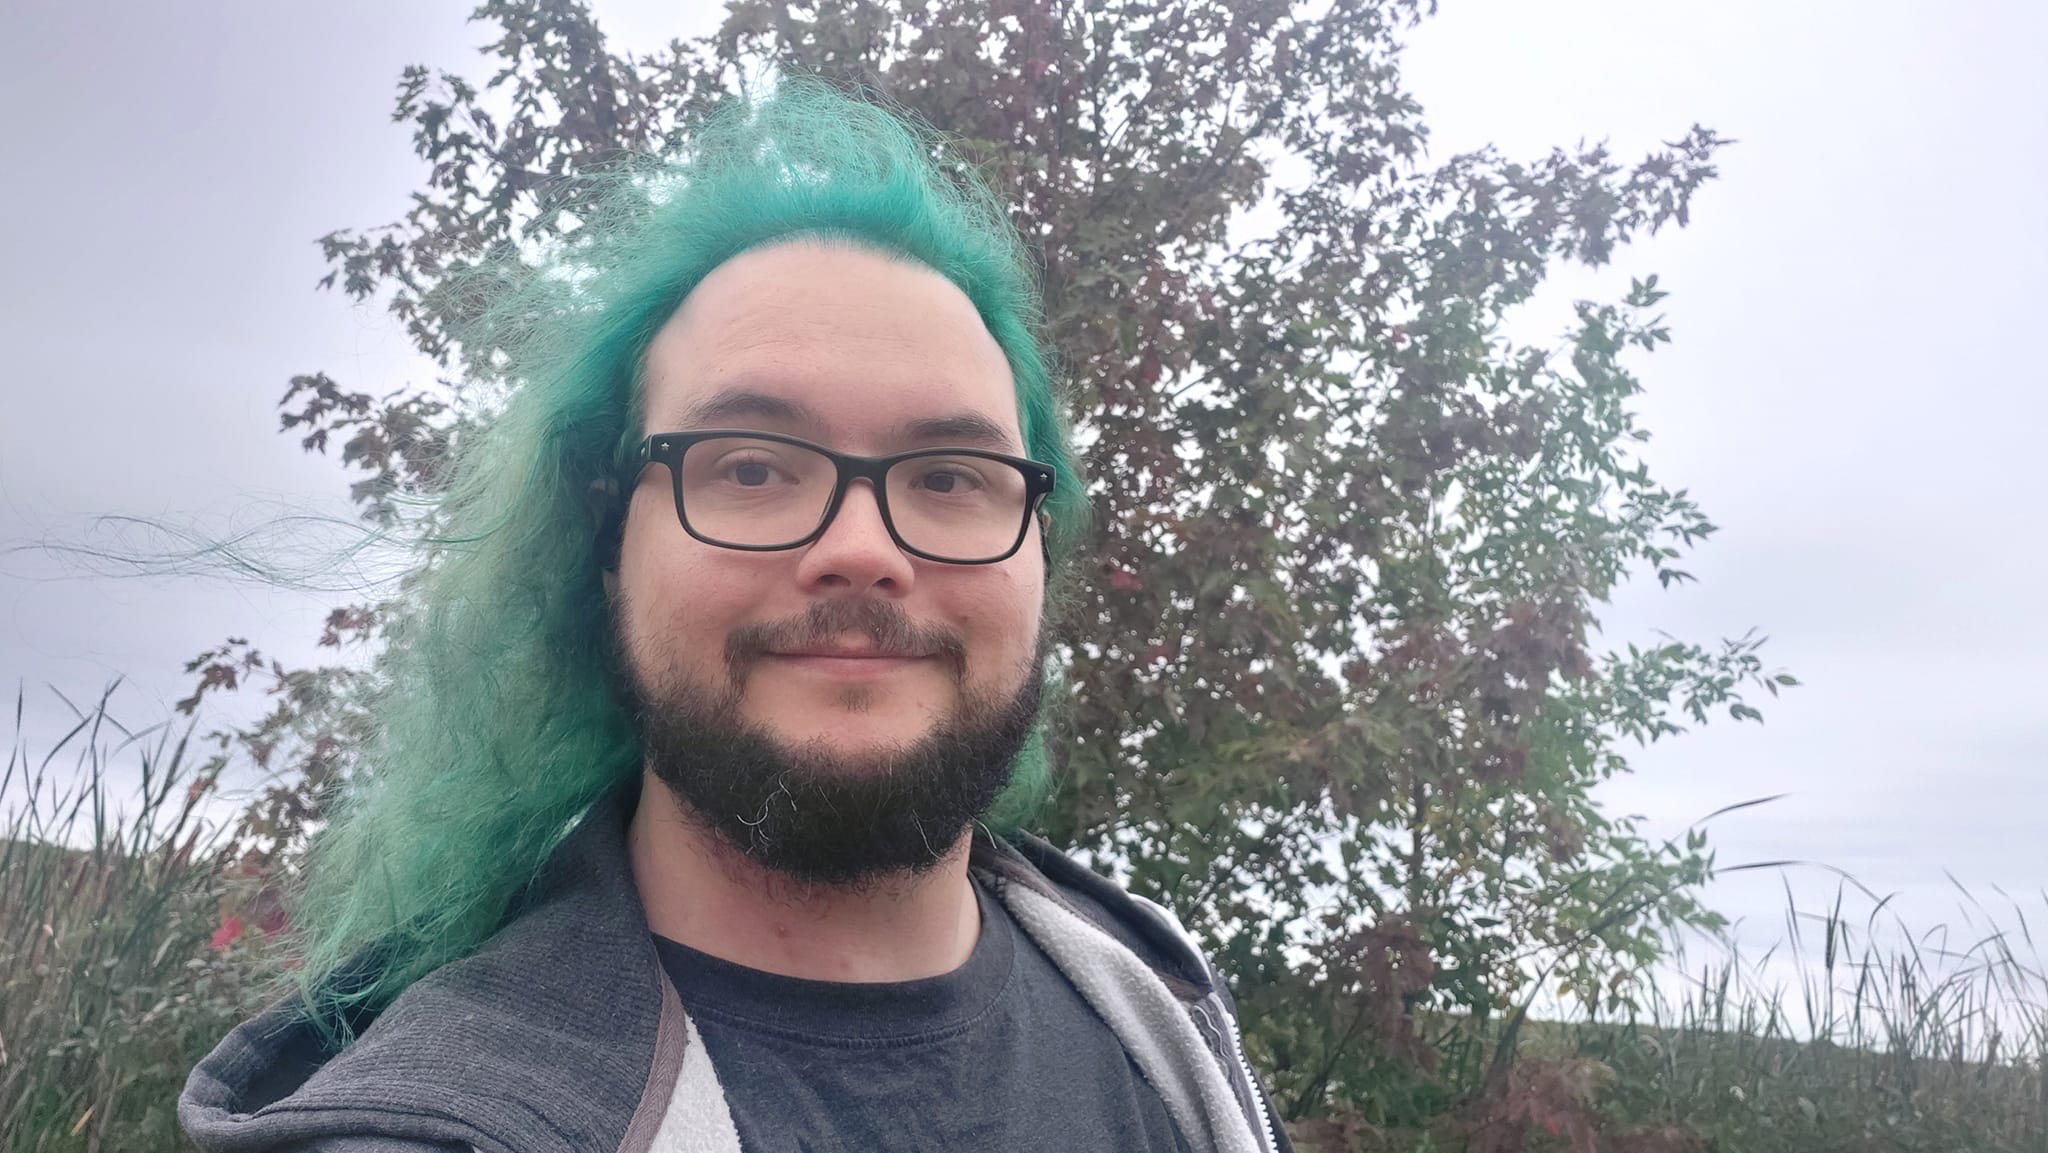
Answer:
(1167, 924, 1281, 1153)
(1220, 995, 1279, 1153)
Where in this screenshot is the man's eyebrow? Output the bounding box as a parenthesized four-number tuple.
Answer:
(902, 412, 1019, 451)
(677, 389, 819, 429)
(672, 389, 1019, 451)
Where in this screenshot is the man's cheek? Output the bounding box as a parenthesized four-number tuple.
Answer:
(627, 601, 715, 685)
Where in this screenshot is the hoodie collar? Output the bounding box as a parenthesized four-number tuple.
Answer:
(183, 780, 1216, 1152)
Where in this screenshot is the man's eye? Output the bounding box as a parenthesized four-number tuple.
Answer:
(711, 452, 800, 487)
(916, 467, 983, 494)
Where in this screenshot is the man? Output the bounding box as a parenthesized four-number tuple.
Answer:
(182, 81, 1289, 1153)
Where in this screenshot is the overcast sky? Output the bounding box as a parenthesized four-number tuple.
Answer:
(3, 1, 2042, 975)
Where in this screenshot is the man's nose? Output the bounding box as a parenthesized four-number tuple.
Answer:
(793, 479, 915, 593)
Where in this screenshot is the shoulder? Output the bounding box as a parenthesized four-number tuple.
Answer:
(182, 788, 677, 1153)
(973, 831, 1218, 993)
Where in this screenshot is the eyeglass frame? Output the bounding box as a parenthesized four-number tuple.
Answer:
(621, 429, 1059, 566)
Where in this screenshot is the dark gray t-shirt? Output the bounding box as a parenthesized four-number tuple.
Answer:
(654, 877, 1191, 1153)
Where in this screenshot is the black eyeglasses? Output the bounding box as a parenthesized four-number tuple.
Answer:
(625, 430, 1057, 565)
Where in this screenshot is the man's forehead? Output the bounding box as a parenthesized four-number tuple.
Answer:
(637, 241, 1025, 448)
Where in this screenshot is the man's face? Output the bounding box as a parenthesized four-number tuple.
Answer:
(612, 240, 1047, 879)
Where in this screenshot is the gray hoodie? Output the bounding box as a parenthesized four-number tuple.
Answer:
(179, 784, 1292, 1153)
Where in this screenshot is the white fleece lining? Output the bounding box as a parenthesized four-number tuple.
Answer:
(1131, 893, 1279, 1153)
(1000, 882, 1263, 1153)
(646, 1012, 744, 1153)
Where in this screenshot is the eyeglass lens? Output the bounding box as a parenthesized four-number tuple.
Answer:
(676, 436, 1032, 561)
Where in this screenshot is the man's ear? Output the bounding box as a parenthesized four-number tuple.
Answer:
(588, 477, 624, 582)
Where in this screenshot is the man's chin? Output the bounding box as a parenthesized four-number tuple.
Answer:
(638, 690, 1039, 887)
(746, 721, 939, 772)
(743, 680, 951, 728)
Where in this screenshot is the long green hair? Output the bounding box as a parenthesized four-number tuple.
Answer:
(291, 79, 1087, 1036)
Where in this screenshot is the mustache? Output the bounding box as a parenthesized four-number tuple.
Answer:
(724, 600, 968, 679)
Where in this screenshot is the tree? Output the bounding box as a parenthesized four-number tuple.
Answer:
(183, 0, 1786, 1140)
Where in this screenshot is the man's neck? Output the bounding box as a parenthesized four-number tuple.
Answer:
(626, 771, 982, 983)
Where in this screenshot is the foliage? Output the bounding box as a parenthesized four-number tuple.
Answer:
(172, 0, 1803, 1136)
(0, 689, 273, 1153)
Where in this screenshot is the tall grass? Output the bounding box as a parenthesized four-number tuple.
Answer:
(1, 687, 267, 1153)
(1574, 882, 2048, 1151)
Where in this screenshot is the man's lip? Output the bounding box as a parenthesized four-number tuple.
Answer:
(759, 651, 931, 681)
(766, 649, 928, 660)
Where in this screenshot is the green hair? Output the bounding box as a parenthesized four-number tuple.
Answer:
(290, 79, 1087, 1036)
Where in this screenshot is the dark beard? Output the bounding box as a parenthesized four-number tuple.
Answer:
(620, 599, 1042, 887)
